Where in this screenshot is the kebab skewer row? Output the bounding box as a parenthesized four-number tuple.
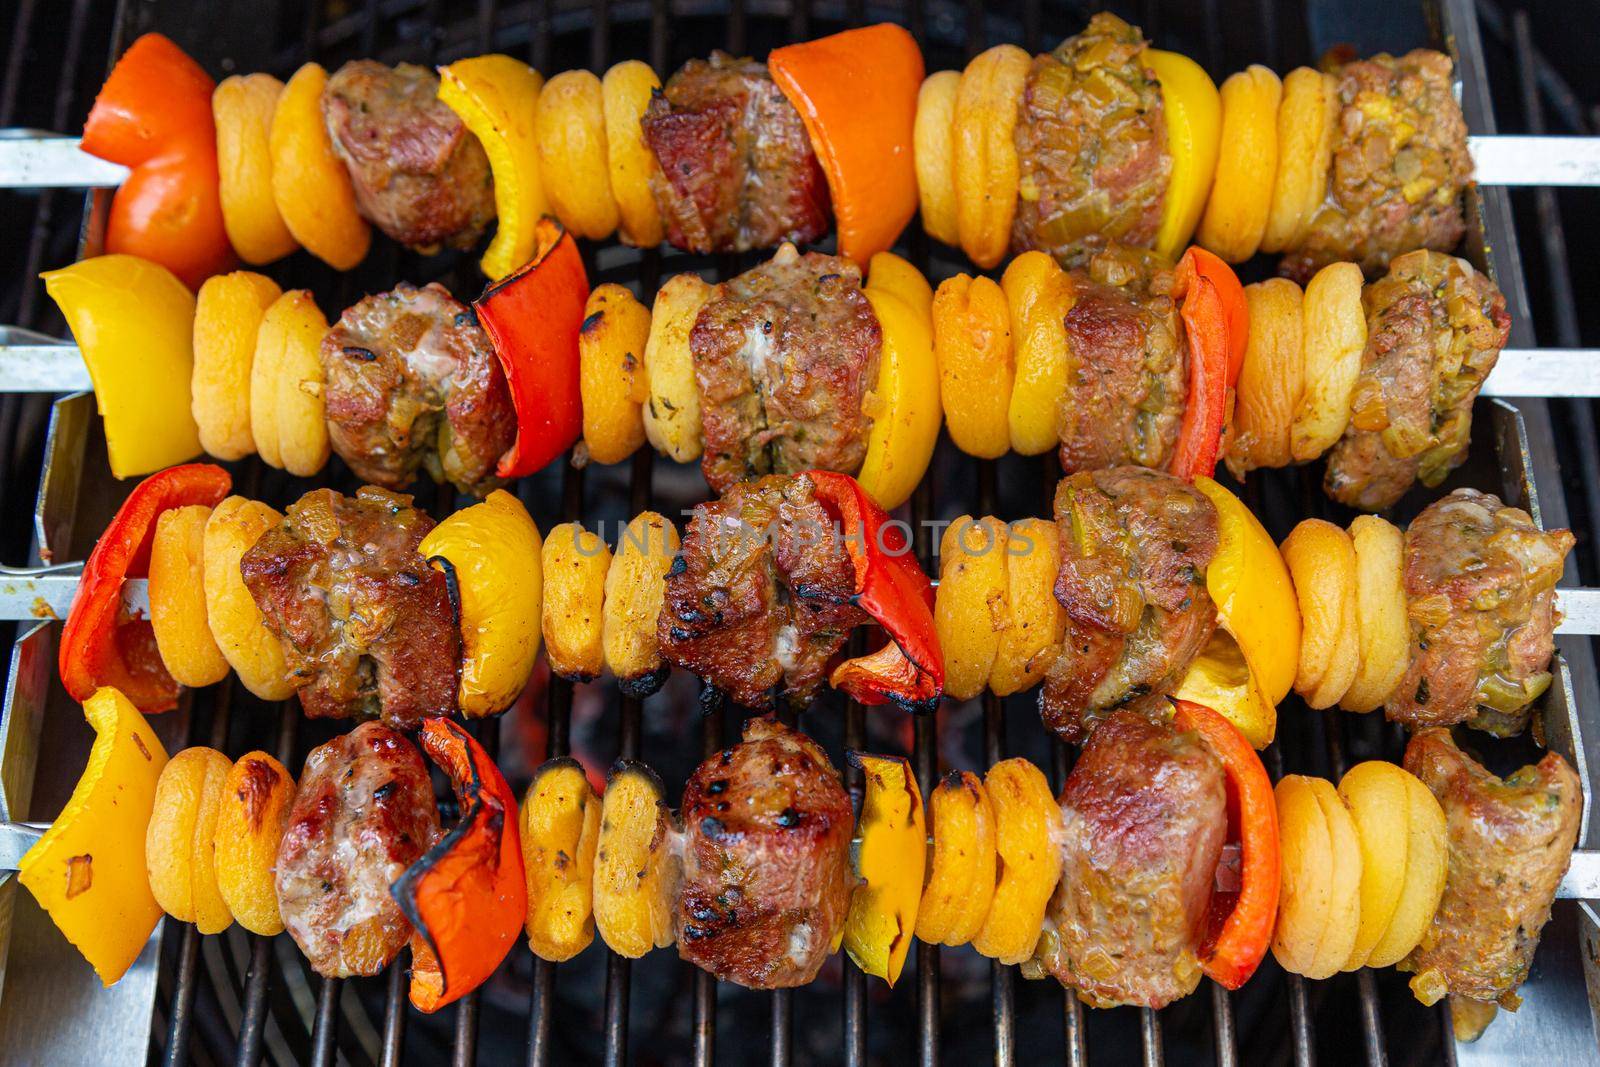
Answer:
(45, 225, 1501, 525)
(61, 13, 1524, 295)
(27, 677, 1574, 1044)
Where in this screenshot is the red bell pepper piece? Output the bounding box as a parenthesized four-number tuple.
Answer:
(1172, 698, 1280, 990)
(1169, 247, 1248, 481)
(81, 34, 235, 290)
(805, 470, 943, 710)
(474, 217, 590, 479)
(392, 718, 526, 1013)
(58, 462, 232, 713)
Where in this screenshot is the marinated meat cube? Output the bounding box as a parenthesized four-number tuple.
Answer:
(1011, 13, 1170, 267)
(276, 722, 441, 977)
(677, 717, 855, 988)
(657, 474, 865, 708)
(321, 282, 514, 497)
(241, 486, 460, 729)
(1324, 252, 1510, 511)
(1037, 709, 1227, 1008)
(641, 53, 831, 254)
(1041, 467, 1219, 742)
(1388, 489, 1573, 732)
(1058, 247, 1186, 474)
(1401, 728, 1580, 1016)
(322, 61, 495, 252)
(692, 245, 882, 491)
(1282, 50, 1471, 281)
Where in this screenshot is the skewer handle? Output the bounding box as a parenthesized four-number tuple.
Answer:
(0, 134, 128, 188)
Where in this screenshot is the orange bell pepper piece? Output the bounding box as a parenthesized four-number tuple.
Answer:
(1169, 247, 1249, 480)
(81, 34, 235, 289)
(393, 718, 526, 1013)
(770, 24, 924, 266)
(1172, 698, 1280, 989)
(474, 217, 591, 478)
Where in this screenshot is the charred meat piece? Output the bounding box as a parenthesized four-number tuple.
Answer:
(1324, 252, 1510, 511)
(276, 722, 441, 978)
(1041, 467, 1219, 742)
(1037, 709, 1227, 1008)
(1283, 50, 1471, 281)
(241, 487, 460, 729)
(1058, 247, 1186, 474)
(693, 245, 883, 491)
(1012, 13, 1170, 267)
(641, 53, 831, 254)
(1401, 728, 1580, 1017)
(658, 474, 865, 708)
(322, 61, 495, 252)
(1388, 490, 1574, 733)
(321, 282, 514, 496)
(677, 717, 855, 988)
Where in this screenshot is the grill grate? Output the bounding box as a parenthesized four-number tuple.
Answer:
(0, 0, 1595, 1064)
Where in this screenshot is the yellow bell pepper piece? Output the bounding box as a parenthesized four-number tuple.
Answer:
(1179, 476, 1301, 748)
(18, 686, 170, 985)
(438, 55, 550, 281)
(1145, 49, 1222, 263)
(42, 254, 202, 479)
(418, 489, 544, 717)
(842, 753, 926, 986)
(857, 252, 939, 511)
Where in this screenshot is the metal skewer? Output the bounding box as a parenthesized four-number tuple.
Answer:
(0, 334, 1596, 398)
(2, 131, 1598, 188)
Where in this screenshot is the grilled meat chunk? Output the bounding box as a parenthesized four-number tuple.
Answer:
(1041, 467, 1218, 742)
(693, 245, 883, 491)
(276, 722, 441, 978)
(1038, 709, 1226, 1008)
(1324, 252, 1510, 511)
(241, 487, 460, 729)
(1012, 14, 1170, 267)
(658, 474, 865, 707)
(321, 282, 515, 496)
(1388, 490, 1574, 733)
(1058, 247, 1186, 474)
(1283, 50, 1471, 281)
(1401, 728, 1580, 1016)
(641, 52, 831, 254)
(677, 717, 854, 988)
(322, 61, 494, 252)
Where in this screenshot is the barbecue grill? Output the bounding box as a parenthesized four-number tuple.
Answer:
(1, 0, 1598, 1063)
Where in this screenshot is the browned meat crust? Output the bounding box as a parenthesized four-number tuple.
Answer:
(1282, 50, 1471, 281)
(1387, 490, 1574, 733)
(276, 722, 441, 978)
(322, 61, 495, 253)
(677, 717, 855, 988)
(1038, 709, 1226, 1008)
(241, 486, 460, 728)
(1041, 468, 1218, 742)
(1325, 251, 1510, 511)
(641, 53, 831, 254)
(1011, 14, 1170, 267)
(658, 475, 865, 708)
(321, 282, 515, 497)
(1058, 248, 1186, 474)
(692, 245, 882, 491)
(1401, 728, 1581, 1011)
